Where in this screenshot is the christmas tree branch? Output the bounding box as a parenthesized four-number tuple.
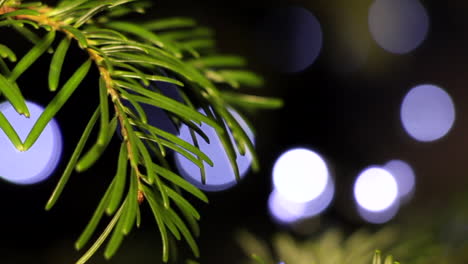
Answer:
(0, 0, 282, 263)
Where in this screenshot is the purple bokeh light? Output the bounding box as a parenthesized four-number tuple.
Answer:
(369, 0, 429, 54)
(268, 178, 334, 224)
(268, 189, 304, 224)
(256, 6, 323, 73)
(400, 84, 455, 142)
(174, 108, 254, 191)
(358, 199, 400, 224)
(383, 159, 416, 201)
(0, 101, 62, 185)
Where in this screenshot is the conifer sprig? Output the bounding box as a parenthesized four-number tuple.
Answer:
(0, 1, 282, 263)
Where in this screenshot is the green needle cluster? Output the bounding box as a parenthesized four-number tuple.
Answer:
(0, 0, 282, 263)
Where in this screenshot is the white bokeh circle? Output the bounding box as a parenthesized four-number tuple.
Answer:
(354, 167, 398, 212)
(273, 148, 329, 203)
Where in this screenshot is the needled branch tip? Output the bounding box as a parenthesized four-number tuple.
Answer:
(16, 144, 25, 152)
(0, 1, 281, 263)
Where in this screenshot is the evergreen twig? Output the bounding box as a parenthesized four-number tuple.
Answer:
(0, 1, 282, 263)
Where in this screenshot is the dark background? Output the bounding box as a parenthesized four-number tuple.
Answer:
(2, 0, 468, 263)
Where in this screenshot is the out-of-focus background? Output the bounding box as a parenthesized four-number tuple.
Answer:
(2, 0, 468, 263)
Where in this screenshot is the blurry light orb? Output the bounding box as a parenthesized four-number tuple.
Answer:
(257, 6, 323, 73)
(383, 160, 415, 200)
(298, 178, 335, 219)
(354, 167, 398, 212)
(273, 148, 329, 203)
(0, 101, 62, 184)
(174, 108, 254, 191)
(268, 189, 304, 224)
(369, 0, 429, 54)
(120, 76, 183, 137)
(400, 84, 455, 142)
(358, 199, 400, 224)
(268, 179, 335, 224)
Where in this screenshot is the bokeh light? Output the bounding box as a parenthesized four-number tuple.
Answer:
(299, 177, 335, 218)
(268, 177, 335, 224)
(0, 101, 63, 185)
(174, 108, 254, 191)
(121, 77, 182, 136)
(273, 148, 329, 203)
(369, 0, 429, 54)
(358, 199, 400, 224)
(354, 167, 398, 212)
(143, 81, 181, 135)
(383, 159, 415, 201)
(268, 189, 304, 224)
(400, 84, 455, 142)
(256, 6, 323, 73)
